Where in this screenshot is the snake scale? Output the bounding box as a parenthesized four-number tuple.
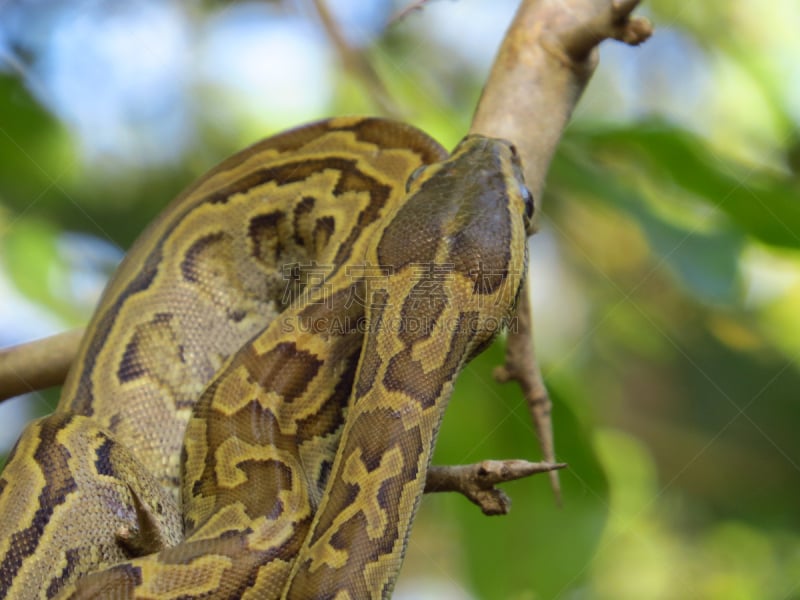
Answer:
(0, 117, 533, 599)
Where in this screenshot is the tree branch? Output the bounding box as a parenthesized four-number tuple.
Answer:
(0, 328, 84, 402)
(471, 0, 652, 216)
(469, 0, 652, 502)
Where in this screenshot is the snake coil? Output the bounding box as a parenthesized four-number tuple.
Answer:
(0, 117, 532, 599)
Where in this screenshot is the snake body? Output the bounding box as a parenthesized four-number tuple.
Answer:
(0, 117, 532, 599)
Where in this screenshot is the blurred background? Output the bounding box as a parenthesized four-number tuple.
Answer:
(0, 0, 798, 598)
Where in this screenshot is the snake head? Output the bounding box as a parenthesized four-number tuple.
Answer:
(379, 133, 532, 359)
(446, 134, 532, 356)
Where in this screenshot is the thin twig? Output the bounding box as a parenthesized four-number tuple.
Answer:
(387, 0, 439, 27)
(426, 460, 567, 515)
(312, 0, 401, 118)
(494, 289, 561, 504)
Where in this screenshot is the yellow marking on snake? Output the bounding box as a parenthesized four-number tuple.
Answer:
(0, 118, 533, 599)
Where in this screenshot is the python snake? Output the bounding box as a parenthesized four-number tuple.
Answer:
(0, 117, 533, 599)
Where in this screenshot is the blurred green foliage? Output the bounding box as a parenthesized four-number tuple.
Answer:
(0, 1, 799, 598)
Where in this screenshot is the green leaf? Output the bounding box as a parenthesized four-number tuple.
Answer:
(1, 215, 77, 323)
(640, 214, 743, 305)
(577, 122, 800, 249)
(0, 74, 73, 210)
(551, 140, 745, 305)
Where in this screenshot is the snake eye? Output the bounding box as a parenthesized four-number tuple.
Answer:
(507, 145, 534, 224)
(406, 165, 427, 193)
(520, 182, 534, 223)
